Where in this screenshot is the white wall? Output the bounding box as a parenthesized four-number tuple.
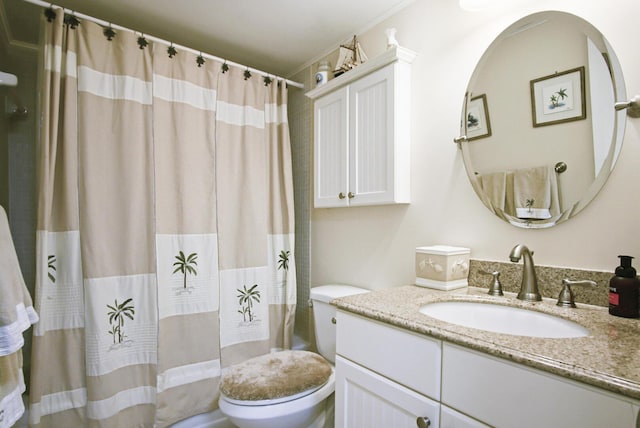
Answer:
(309, 0, 640, 290)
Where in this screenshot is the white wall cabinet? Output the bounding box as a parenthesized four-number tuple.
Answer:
(307, 47, 416, 208)
(336, 310, 640, 428)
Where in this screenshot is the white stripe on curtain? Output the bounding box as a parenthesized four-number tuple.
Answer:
(264, 103, 288, 124)
(216, 101, 265, 128)
(84, 274, 158, 377)
(33, 231, 84, 336)
(87, 386, 156, 420)
(156, 359, 221, 393)
(153, 74, 217, 111)
(77, 66, 153, 104)
(219, 267, 271, 349)
(156, 234, 220, 318)
(28, 388, 87, 425)
(43, 45, 77, 77)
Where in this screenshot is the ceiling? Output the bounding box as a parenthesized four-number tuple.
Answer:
(1, 0, 414, 77)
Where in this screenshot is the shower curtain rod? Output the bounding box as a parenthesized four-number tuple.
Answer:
(19, 0, 305, 89)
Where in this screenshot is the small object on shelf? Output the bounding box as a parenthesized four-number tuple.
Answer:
(315, 60, 330, 87)
(415, 245, 470, 290)
(385, 28, 399, 49)
(334, 35, 368, 78)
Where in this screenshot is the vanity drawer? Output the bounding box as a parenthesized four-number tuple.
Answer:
(442, 343, 639, 428)
(336, 310, 441, 400)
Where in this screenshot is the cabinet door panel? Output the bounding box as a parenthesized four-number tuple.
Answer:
(442, 343, 637, 428)
(314, 87, 349, 207)
(349, 65, 395, 205)
(335, 356, 439, 428)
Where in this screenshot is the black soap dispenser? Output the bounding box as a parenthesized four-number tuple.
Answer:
(609, 255, 640, 318)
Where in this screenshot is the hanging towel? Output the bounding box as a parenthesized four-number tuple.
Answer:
(0, 205, 38, 355)
(479, 171, 507, 212)
(512, 166, 560, 220)
(0, 351, 27, 428)
(0, 205, 38, 428)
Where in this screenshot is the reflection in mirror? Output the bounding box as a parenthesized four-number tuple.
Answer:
(460, 11, 627, 228)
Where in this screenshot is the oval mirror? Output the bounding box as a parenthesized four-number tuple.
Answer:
(460, 11, 627, 228)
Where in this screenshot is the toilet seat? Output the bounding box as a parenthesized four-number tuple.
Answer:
(219, 350, 333, 406)
(221, 382, 325, 406)
(218, 371, 335, 428)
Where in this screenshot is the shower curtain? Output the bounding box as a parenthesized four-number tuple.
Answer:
(29, 9, 296, 427)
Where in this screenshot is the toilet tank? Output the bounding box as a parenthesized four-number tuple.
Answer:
(310, 285, 369, 363)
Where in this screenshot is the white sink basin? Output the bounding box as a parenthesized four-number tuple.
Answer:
(419, 301, 589, 338)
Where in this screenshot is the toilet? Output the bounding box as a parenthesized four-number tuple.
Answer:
(218, 285, 369, 428)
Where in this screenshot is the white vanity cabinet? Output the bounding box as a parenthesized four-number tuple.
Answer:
(335, 311, 441, 428)
(335, 310, 640, 428)
(306, 47, 416, 208)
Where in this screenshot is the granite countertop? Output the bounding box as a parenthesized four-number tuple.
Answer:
(332, 285, 640, 400)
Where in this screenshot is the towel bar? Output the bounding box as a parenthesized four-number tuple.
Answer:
(554, 162, 567, 173)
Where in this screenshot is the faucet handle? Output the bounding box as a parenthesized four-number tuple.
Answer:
(479, 270, 504, 296)
(556, 278, 597, 308)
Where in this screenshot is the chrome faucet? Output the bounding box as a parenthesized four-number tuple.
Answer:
(509, 244, 542, 301)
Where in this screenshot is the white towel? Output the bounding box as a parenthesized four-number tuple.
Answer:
(479, 171, 507, 212)
(512, 166, 560, 220)
(0, 205, 38, 428)
(0, 351, 27, 428)
(0, 205, 38, 355)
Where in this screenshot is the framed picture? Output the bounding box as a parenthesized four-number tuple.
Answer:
(466, 94, 492, 141)
(530, 66, 586, 127)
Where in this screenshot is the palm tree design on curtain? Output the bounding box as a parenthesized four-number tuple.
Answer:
(173, 251, 198, 289)
(106, 298, 135, 346)
(277, 250, 290, 288)
(47, 254, 57, 283)
(237, 284, 261, 322)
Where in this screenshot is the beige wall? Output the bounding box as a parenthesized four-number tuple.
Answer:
(307, 0, 640, 292)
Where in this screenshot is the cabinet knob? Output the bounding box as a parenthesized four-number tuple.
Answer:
(348, 192, 355, 199)
(331, 317, 337, 324)
(338, 192, 346, 199)
(416, 416, 431, 428)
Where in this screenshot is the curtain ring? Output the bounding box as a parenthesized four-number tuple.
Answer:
(221, 61, 229, 73)
(64, 11, 80, 29)
(137, 33, 148, 49)
(167, 43, 177, 58)
(243, 68, 251, 80)
(196, 53, 205, 67)
(103, 24, 116, 41)
(44, 4, 56, 22)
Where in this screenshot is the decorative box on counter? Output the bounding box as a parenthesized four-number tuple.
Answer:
(415, 245, 470, 290)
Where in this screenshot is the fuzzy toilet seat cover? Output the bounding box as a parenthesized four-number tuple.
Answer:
(220, 350, 332, 401)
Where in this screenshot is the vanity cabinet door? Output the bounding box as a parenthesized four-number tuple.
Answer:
(335, 355, 440, 428)
(442, 343, 639, 428)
